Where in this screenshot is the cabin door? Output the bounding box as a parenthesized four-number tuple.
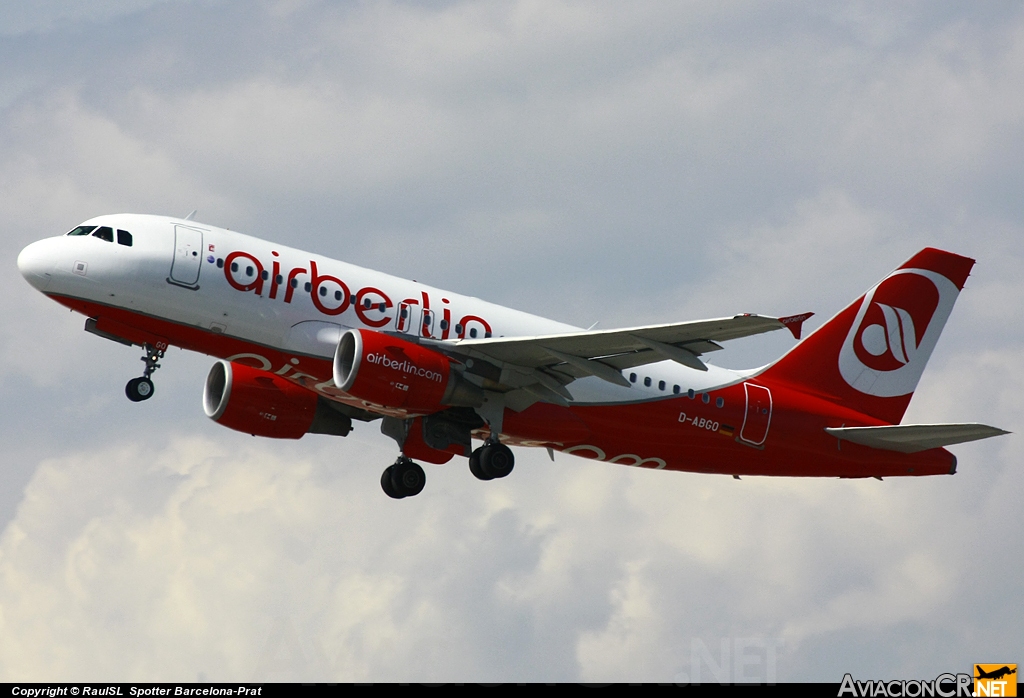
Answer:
(739, 383, 772, 446)
(169, 225, 204, 288)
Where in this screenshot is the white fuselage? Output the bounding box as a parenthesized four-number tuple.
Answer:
(18, 214, 744, 406)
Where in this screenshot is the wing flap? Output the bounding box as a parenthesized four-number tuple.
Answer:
(825, 423, 1009, 453)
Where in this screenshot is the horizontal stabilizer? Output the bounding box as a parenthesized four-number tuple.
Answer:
(825, 423, 1010, 453)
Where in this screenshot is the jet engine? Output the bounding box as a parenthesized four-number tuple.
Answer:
(204, 360, 353, 438)
(333, 328, 483, 412)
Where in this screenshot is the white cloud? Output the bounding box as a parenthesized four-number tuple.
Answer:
(4, 429, 1013, 681)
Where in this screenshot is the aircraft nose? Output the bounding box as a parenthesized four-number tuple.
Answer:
(17, 239, 57, 291)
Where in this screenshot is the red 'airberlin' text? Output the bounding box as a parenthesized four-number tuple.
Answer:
(221, 250, 491, 340)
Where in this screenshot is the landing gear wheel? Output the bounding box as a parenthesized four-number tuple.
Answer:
(480, 442, 515, 479)
(388, 458, 426, 498)
(125, 377, 155, 402)
(469, 448, 493, 481)
(125, 343, 165, 403)
(470, 443, 514, 480)
(381, 465, 403, 499)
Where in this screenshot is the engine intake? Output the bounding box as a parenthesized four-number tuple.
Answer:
(204, 360, 353, 438)
(334, 329, 483, 412)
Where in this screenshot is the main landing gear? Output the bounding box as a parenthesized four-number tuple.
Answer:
(468, 440, 515, 481)
(378, 442, 515, 498)
(125, 343, 164, 402)
(376, 407, 515, 499)
(381, 457, 426, 499)
(467, 394, 514, 481)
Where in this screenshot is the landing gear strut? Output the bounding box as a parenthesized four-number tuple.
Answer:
(469, 440, 515, 481)
(381, 457, 426, 499)
(125, 343, 164, 402)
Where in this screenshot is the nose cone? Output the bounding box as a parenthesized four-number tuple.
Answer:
(17, 239, 58, 291)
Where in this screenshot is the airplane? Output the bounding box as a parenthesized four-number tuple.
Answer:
(975, 666, 1016, 681)
(17, 214, 1009, 498)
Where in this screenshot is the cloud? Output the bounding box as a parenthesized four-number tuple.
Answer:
(1, 428, 1017, 681)
(0, 0, 179, 37)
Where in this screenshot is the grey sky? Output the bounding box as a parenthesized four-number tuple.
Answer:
(0, 0, 1020, 682)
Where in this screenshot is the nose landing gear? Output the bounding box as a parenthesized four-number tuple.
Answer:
(125, 376, 154, 401)
(125, 344, 164, 402)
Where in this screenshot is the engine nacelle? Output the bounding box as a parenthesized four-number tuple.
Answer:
(334, 329, 483, 412)
(204, 361, 352, 439)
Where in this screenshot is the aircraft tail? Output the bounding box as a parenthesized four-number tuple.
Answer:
(760, 248, 975, 424)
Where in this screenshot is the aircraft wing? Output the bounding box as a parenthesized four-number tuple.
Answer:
(422, 312, 812, 399)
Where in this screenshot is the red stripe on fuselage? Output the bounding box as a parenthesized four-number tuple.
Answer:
(55, 294, 955, 478)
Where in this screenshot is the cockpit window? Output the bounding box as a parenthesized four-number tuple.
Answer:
(92, 226, 114, 242)
(117, 229, 133, 247)
(67, 226, 96, 236)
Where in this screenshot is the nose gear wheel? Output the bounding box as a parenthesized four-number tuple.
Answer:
(125, 343, 164, 402)
(126, 377, 155, 402)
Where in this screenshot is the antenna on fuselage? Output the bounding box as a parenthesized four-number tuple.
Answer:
(183, 209, 197, 221)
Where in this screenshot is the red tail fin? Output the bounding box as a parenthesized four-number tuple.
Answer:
(760, 248, 974, 424)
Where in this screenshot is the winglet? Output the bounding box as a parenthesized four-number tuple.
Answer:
(778, 312, 814, 340)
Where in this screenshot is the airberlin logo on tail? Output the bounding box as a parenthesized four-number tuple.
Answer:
(862, 302, 923, 367)
(838, 268, 960, 398)
(366, 352, 444, 383)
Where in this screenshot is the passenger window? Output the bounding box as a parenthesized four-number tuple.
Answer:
(659, 380, 666, 391)
(630, 373, 637, 383)
(702, 393, 710, 404)
(67, 226, 96, 236)
(116, 230, 133, 246)
(470, 328, 478, 338)
(673, 385, 680, 394)
(643, 377, 652, 387)
(688, 389, 695, 399)
(91, 226, 114, 242)
(716, 397, 725, 408)
(304, 282, 312, 292)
